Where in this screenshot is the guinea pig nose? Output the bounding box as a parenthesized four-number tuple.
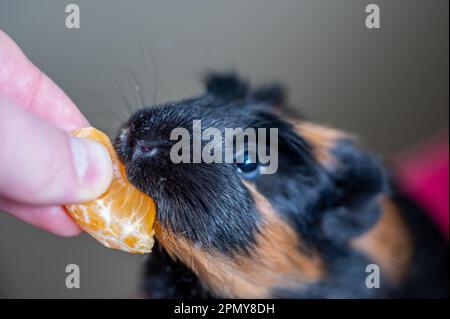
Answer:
(139, 145, 152, 153)
(133, 140, 158, 159)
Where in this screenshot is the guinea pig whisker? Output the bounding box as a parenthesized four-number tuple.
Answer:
(120, 95, 136, 117)
(138, 38, 158, 105)
(127, 69, 146, 109)
(97, 76, 140, 121)
(83, 88, 128, 128)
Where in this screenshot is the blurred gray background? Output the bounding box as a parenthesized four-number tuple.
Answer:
(0, 0, 448, 298)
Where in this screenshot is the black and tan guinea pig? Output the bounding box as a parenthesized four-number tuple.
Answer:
(113, 73, 448, 299)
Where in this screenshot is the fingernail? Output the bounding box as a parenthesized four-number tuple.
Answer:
(69, 137, 113, 202)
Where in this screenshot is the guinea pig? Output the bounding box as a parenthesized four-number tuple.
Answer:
(113, 73, 448, 298)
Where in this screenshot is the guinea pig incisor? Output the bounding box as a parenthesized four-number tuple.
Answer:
(113, 73, 448, 298)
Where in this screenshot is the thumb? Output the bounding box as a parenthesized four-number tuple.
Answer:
(0, 95, 113, 205)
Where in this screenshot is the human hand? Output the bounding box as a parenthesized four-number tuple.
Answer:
(0, 30, 113, 236)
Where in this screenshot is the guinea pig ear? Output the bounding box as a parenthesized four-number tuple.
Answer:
(203, 72, 249, 100)
(319, 141, 389, 243)
(249, 84, 286, 107)
(203, 72, 287, 109)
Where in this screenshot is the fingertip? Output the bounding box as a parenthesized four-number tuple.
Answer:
(69, 137, 113, 203)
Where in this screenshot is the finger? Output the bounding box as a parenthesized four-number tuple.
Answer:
(0, 29, 89, 131)
(0, 197, 81, 237)
(0, 95, 112, 205)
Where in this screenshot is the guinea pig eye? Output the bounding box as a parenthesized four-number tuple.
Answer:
(236, 152, 260, 179)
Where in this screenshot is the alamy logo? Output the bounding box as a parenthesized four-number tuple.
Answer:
(65, 4, 80, 29)
(365, 4, 381, 29)
(65, 264, 80, 289)
(365, 264, 380, 288)
(169, 120, 279, 174)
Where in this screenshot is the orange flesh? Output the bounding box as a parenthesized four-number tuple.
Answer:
(64, 127, 156, 254)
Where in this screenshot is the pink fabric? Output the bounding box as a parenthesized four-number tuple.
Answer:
(392, 130, 449, 238)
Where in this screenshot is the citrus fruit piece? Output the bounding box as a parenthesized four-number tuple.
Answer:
(64, 127, 156, 254)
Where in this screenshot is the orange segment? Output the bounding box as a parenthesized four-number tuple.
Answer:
(64, 127, 156, 254)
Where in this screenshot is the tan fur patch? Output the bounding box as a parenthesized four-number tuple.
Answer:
(351, 196, 413, 283)
(291, 120, 350, 166)
(154, 183, 324, 298)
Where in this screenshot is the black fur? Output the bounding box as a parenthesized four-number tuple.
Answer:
(142, 242, 211, 299)
(204, 72, 249, 100)
(114, 73, 448, 298)
(390, 189, 449, 298)
(319, 141, 388, 243)
(115, 102, 261, 254)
